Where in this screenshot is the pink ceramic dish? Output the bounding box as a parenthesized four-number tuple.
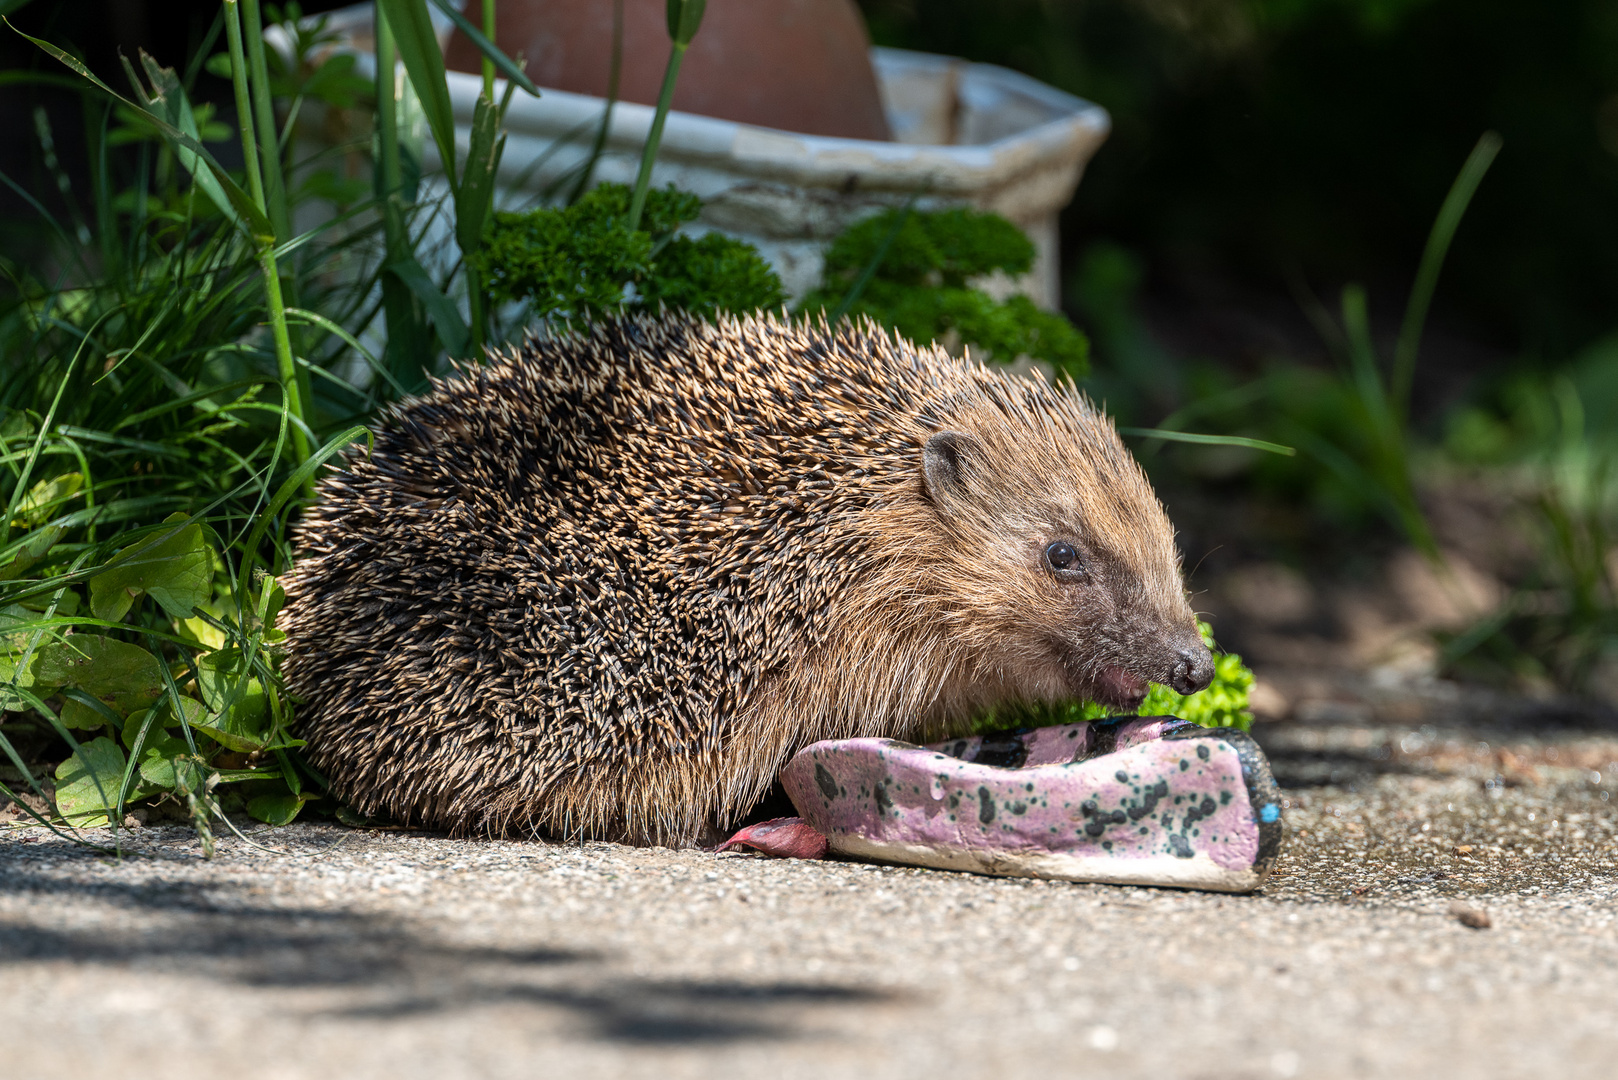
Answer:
(777, 718, 1283, 893)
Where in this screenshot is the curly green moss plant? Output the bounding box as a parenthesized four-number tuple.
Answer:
(799, 207, 1090, 375)
(475, 183, 786, 323)
(972, 621, 1255, 735)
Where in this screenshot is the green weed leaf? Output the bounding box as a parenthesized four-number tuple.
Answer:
(121, 707, 192, 758)
(60, 696, 118, 731)
(197, 695, 269, 751)
(0, 604, 41, 706)
(36, 635, 165, 718)
(247, 791, 310, 826)
(0, 601, 42, 652)
(139, 751, 209, 795)
(175, 604, 229, 651)
(191, 713, 266, 753)
(54, 735, 126, 826)
(0, 524, 65, 581)
(194, 649, 271, 751)
(9, 472, 83, 528)
(88, 517, 211, 623)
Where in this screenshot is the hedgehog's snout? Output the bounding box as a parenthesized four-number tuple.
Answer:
(1168, 641, 1215, 696)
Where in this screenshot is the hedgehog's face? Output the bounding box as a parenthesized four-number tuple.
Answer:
(920, 427, 1213, 711)
(1019, 528, 1213, 710)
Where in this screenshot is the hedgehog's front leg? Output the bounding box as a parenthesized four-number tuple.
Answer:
(718, 718, 1284, 894)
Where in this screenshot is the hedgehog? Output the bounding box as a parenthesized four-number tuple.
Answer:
(280, 312, 1214, 847)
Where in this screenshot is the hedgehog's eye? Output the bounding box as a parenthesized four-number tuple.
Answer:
(1045, 541, 1082, 575)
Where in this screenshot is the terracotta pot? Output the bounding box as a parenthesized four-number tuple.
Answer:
(443, 0, 891, 141)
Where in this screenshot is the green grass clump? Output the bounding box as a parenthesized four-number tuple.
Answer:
(972, 621, 1255, 735)
(799, 207, 1090, 375)
(0, 198, 367, 842)
(1439, 365, 1617, 693)
(1, 7, 385, 851)
(476, 183, 786, 322)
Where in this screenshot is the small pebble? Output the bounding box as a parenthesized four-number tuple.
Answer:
(1448, 901, 1492, 929)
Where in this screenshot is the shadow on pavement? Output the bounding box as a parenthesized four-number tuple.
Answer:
(0, 851, 897, 1044)
(1260, 745, 1430, 789)
(332, 978, 889, 1043)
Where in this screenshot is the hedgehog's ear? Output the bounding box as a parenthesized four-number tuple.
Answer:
(921, 431, 982, 507)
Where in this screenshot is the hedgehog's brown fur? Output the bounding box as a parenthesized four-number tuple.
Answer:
(281, 312, 1211, 846)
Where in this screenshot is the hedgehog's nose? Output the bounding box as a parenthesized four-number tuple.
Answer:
(1170, 645, 1215, 695)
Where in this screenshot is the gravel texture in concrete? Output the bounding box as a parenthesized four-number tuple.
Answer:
(3, 702, 1617, 1080)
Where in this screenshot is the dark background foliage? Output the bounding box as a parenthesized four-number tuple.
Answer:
(7, 0, 1612, 379)
(861, 0, 1618, 376)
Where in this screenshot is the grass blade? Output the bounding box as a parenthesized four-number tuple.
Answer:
(425, 0, 539, 96)
(240, 0, 289, 240)
(1118, 428, 1296, 456)
(387, 254, 470, 359)
(6, 17, 273, 238)
(831, 196, 918, 324)
(235, 425, 371, 597)
(456, 93, 502, 253)
(628, 3, 710, 232)
(283, 307, 410, 397)
(375, 0, 458, 188)
(1390, 131, 1502, 420)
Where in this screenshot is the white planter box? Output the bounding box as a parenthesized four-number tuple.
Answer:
(325, 3, 1109, 306)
